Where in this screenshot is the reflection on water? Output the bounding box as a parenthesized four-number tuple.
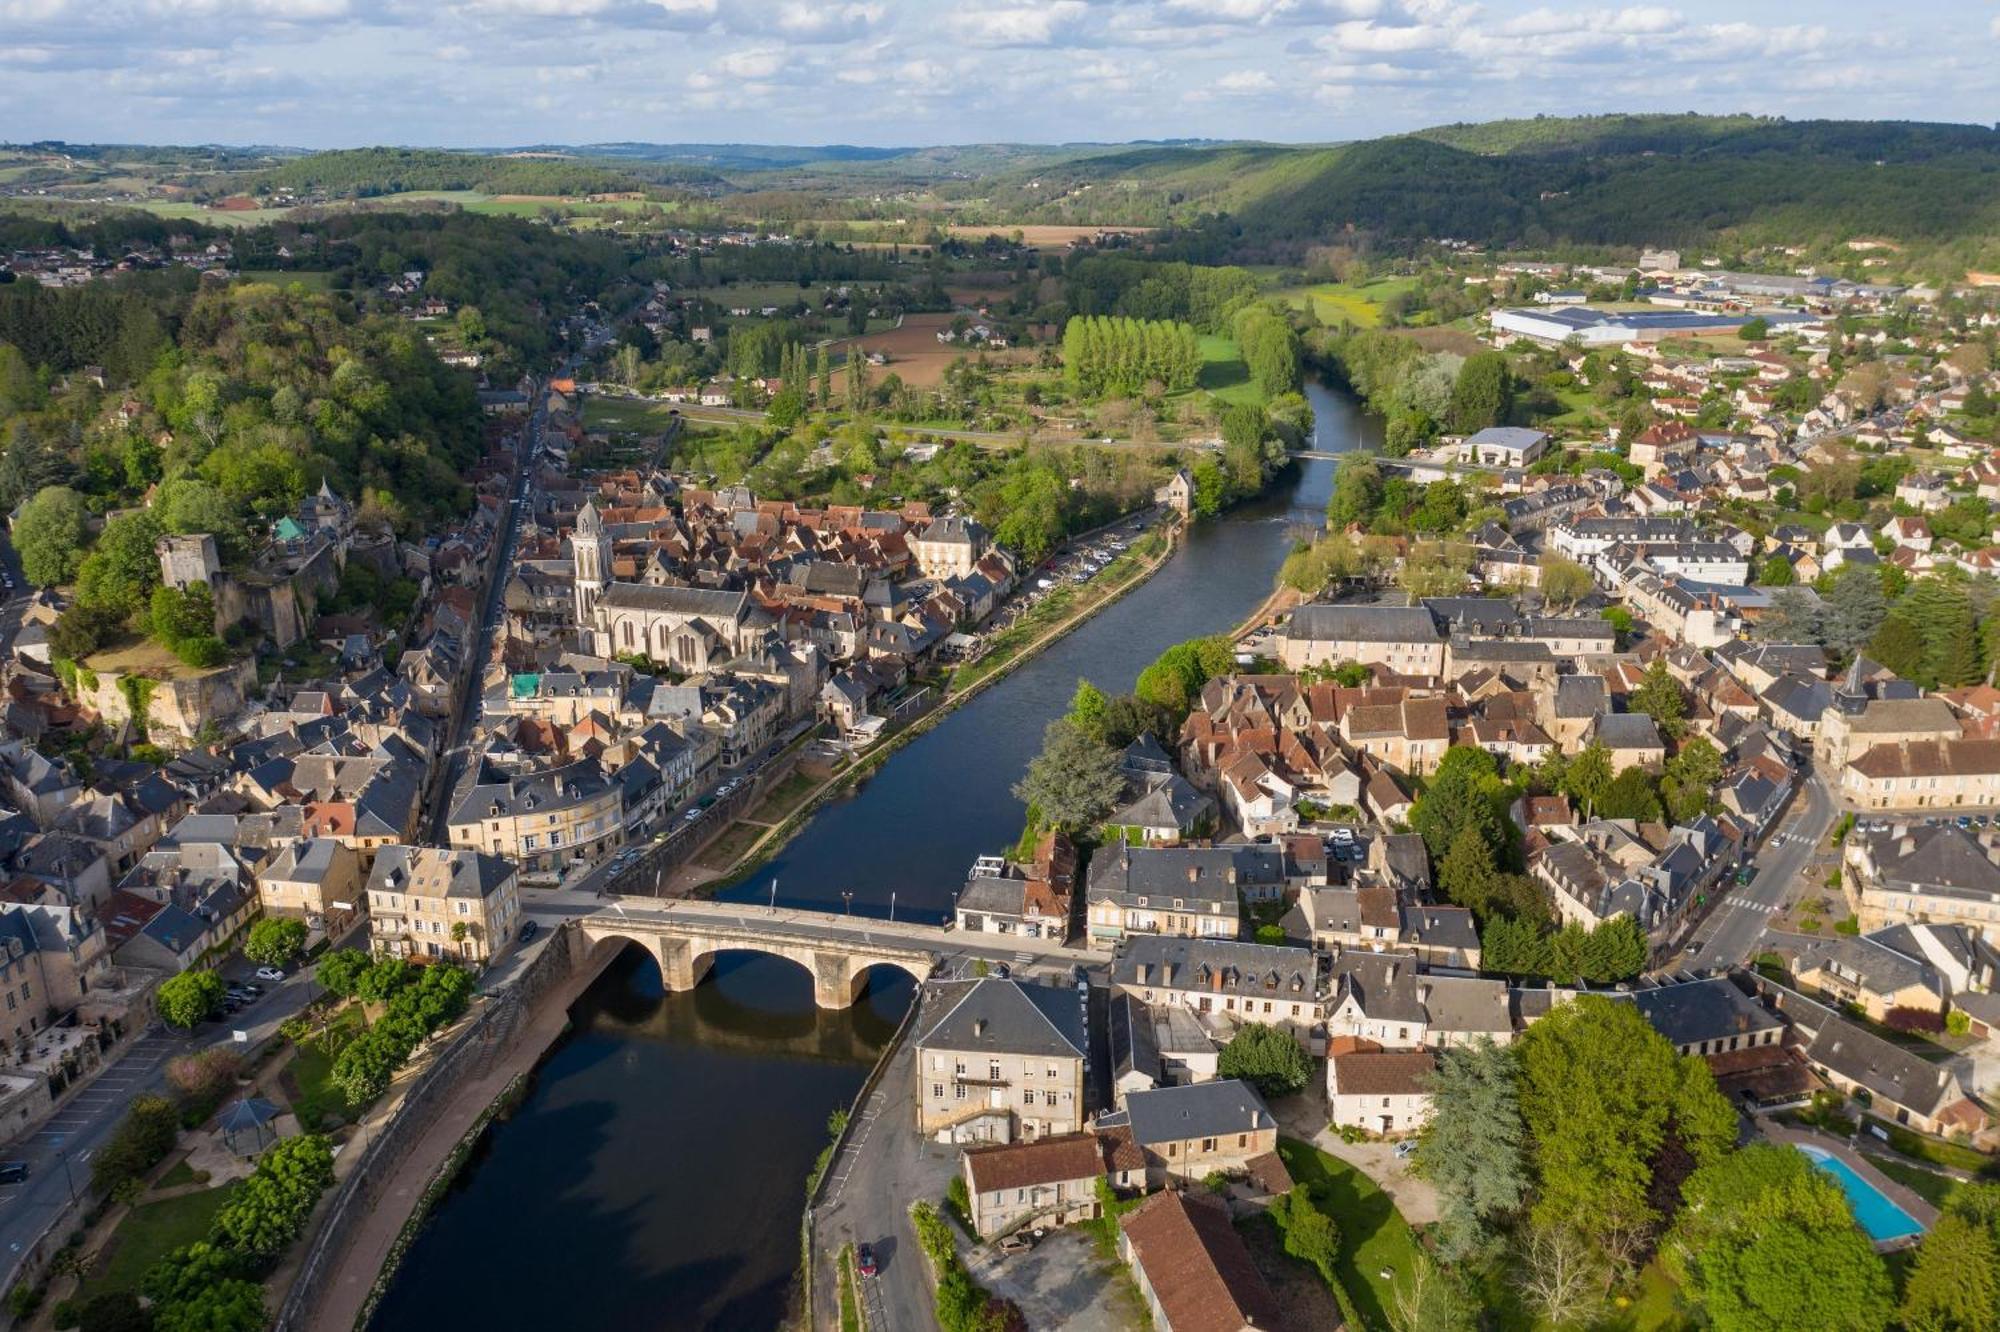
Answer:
(368, 949, 913, 1332)
(374, 378, 1379, 1332)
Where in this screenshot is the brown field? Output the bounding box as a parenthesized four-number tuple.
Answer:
(945, 224, 1153, 250)
(1401, 326, 1486, 356)
(834, 312, 1033, 388)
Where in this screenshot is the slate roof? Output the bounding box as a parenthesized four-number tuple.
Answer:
(915, 978, 1089, 1061)
(1593, 711, 1663, 749)
(595, 583, 749, 620)
(1287, 603, 1440, 644)
(1626, 978, 1783, 1048)
(1110, 1079, 1275, 1146)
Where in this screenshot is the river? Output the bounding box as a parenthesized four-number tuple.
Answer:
(366, 377, 1375, 1331)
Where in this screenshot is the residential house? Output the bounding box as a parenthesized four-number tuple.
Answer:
(364, 846, 520, 964)
(914, 978, 1091, 1143)
(1094, 1079, 1279, 1185)
(1327, 1040, 1437, 1137)
(1117, 1190, 1284, 1332)
(960, 1132, 1143, 1240)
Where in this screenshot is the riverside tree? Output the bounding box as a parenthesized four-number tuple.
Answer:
(1061, 315, 1201, 398)
(1011, 718, 1124, 833)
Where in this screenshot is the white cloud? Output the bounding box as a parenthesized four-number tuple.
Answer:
(1215, 67, 1276, 91)
(960, 0, 1087, 48)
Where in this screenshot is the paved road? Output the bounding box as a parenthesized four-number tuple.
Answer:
(0, 966, 319, 1279)
(814, 1026, 952, 1332)
(422, 388, 544, 845)
(1684, 773, 1837, 973)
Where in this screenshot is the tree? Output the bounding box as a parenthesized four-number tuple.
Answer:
(1215, 1023, 1312, 1099)
(315, 947, 371, 997)
(1824, 564, 1888, 656)
(1900, 1211, 1999, 1332)
(12, 486, 89, 588)
(1327, 455, 1383, 529)
(1269, 1187, 1341, 1285)
(1738, 317, 1770, 341)
(1067, 678, 1111, 741)
(143, 1244, 266, 1332)
(1628, 659, 1687, 739)
(1690, 1169, 1892, 1332)
(1190, 457, 1227, 519)
(330, 1027, 402, 1106)
(164, 1048, 243, 1112)
(1538, 555, 1593, 611)
(1516, 995, 1736, 1258)
(1448, 351, 1513, 433)
(1562, 743, 1613, 820)
(1415, 1038, 1528, 1262)
(73, 1290, 149, 1332)
(1518, 1221, 1608, 1330)
(1762, 585, 1822, 643)
(1662, 738, 1722, 822)
(1759, 554, 1795, 587)
(1437, 827, 1500, 917)
(1390, 1253, 1477, 1332)
(244, 917, 307, 968)
(1409, 746, 1506, 865)
(1011, 718, 1124, 832)
(74, 509, 163, 617)
(89, 1095, 180, 1195)
(156, 970, 225, 1030)
(353, 956, 413, 1004)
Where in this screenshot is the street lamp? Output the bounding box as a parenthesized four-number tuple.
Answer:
(890, 891, 896, 923)
(842, 890, 854, 916)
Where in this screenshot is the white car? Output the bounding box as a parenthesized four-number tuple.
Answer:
(254, 966, 286, 983)
(1330, 827, 1355, 843)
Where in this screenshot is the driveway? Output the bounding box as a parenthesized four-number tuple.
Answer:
(966, 1228, 1141, 1332)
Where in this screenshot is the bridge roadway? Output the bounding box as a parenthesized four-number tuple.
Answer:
(525, 890, 1087, 1008)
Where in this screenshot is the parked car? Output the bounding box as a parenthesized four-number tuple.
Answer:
(1394, 1140, 1419, 1160)
(996, 1232, 1032, 1255)
(856, 1243, 877, 1278)
(0, 1162, 28, 1184)
(519, 919, 539, 943)
(254, 966, 286, 983)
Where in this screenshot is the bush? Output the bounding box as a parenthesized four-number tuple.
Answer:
(165, 1049, 243, 1116)
(1217, 1023, 1312, 1099)
(1885, 1006, 1947, 1034)
(945, 1175, 971, 1229)
(51, 1297, 82, 1330)
(90, 1095, 180, 1195)
(74, 1290, 148, 1332)
(8, 1284, 42, 1319)
(1947, 1010, 1972, 1037)
(208, 1134, 334, 1257)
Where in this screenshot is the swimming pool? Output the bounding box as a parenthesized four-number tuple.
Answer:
(1798, 1145, 1926, 1242)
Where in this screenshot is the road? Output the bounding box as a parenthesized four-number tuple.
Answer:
(1683, 773, 1838, 973)
(0, 964, 319, 1280)
(422, 386, 544, 846)
(814, 1029, 953, 1332)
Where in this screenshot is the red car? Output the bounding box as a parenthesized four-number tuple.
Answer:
(856, 1244, 877, 1278)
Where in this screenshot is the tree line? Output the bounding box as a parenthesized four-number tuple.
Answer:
(1061, 315, 1201, 399)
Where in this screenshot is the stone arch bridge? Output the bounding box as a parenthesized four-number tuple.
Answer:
(576, 902, 945, 1009)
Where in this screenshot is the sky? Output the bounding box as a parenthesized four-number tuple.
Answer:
(2, 0, 1999, 149)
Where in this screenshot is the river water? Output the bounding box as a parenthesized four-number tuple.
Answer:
(367, 379, 1374, 1331)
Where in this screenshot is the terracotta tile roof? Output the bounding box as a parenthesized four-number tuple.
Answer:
(1849, 738, 2000, 779)
(1119, 1190, 1285, 1332)
(963, 1133, 1105, 1195)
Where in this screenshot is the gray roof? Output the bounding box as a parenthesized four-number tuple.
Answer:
(1464, 426, 1549, 451)
(1853, 824, 2000, 905)
(1424, 598, 1523, 635)
(1328, 950, 1428, 1024)
(916, 978, 1089, 1061)
(596, 583, 749, 620)
(1626, 978, 1782, 1048)
(1592, 711, 1663, 749)
(1087, 844, 1284, 909)
(1553, 674, 1609, 718)
(1420, 974, 1513, 1036)
(1111, 935, 1321, 1002)
(1286, 603, 1440, 645)
(1808, 1013, 1966, 1118)
(1110, 1079, 1274, 1146)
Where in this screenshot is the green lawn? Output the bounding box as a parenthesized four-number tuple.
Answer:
(237, 269, 335, 292)
(1861, 1153, 1968, 1209)
(1277, 277, 1421, 330)
(154, 1158, 201, 1190)
(1195, 333, 1260, 407)
(582, 396, 685, 434)
(86, 1185, 236, 1296)
(284, 1006, 367, 1130)
(1275, 1138, 1420, 1329)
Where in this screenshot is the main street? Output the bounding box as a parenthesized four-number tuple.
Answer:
(1683, 773, 1838, 973)
(422, 386, 545, 845)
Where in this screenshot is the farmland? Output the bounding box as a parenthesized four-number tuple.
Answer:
(944, 223, 1152, 249)
(1276, 276, 1422, 328)
(832, 312, 1035, 388)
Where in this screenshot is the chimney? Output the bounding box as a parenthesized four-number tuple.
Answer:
(1188, 864, 1200, 883)
(973, 1018, 986, 1037)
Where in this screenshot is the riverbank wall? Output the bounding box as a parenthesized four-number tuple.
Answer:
(699, 520, 1183, 900)
(276, 924, 603, 1332)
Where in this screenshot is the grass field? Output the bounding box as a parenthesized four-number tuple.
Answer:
(1278, 277, 1422, 329)
(86, 1184, 236, 1297)
(283, 1006, 367, 1131)
(135, 200, 292, 227)
(1274, 1138, 1420, 1329)
(237, 269, 336, 292)
(1195, 333, 1260, 406)
(582, 396, 688, 434)
(945, 223, 1152, 250)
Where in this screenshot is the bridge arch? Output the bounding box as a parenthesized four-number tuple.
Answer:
(575, 917, 937, 1010)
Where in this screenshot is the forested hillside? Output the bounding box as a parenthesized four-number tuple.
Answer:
(248, 147, 721, 199)
(977, 116, 2000, 269)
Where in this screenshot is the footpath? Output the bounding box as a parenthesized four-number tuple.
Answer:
(300, 941, 613, 1332)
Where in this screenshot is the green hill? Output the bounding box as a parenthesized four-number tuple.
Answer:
(980, 116, 2000, 259)
(248, 147, 721, 199)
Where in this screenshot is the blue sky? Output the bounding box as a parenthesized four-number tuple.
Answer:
(2, 0, 1997, 148)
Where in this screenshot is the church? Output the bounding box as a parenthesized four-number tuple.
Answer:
(571, 501, 765, 671)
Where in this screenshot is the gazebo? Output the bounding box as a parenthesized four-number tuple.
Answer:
(217, 1097, 282, 1157)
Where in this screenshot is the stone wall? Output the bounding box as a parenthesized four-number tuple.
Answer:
(271, 924, 581, 1332)
(81, 658, 258, 746)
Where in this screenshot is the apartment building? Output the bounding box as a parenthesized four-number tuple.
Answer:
(365, 846, 521, 964)
(914, 977, 1090, 1143)
(447, 757, 623, 875)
